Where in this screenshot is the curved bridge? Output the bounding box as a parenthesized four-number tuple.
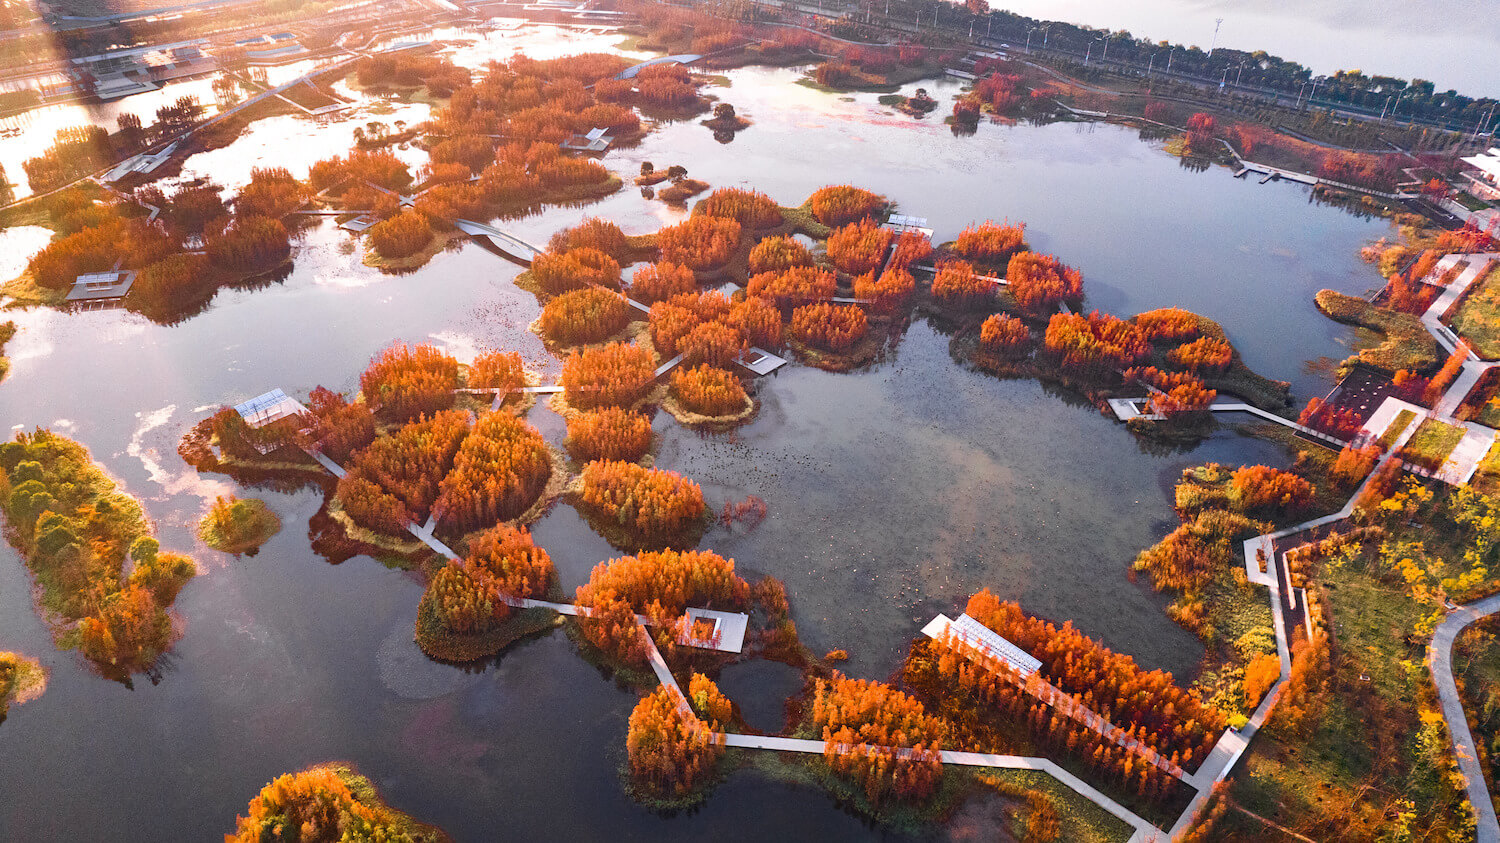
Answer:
(617, 54, 702, 79)
(453, 219, 545, 265)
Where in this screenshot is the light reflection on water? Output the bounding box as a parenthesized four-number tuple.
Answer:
(0, 27, 1396, 840)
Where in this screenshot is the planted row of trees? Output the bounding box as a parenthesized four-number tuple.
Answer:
(963, 590, 1227, 767)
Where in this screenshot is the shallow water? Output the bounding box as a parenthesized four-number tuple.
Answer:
(0, 27, 1395, 840)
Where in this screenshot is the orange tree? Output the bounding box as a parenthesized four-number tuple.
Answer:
(806, 185, 884, 226)
(335, 409, 470, 533)
(560, 342, 657, 409)
(469, 350, 527, 391)
(360, 341, 459, 421)
(1006, 251, 1082, 311)
(727, 296, 783, 350)
(548, 217, 631, 262)
(629, 261, 698, 303)
(826, 219, 894, 275)
(649, 290, 734, 357)
(853, 267, 916, 312)
(671, 364, 748, 416)
(1134, 307, 1200, 342)
(680, 321, 746, 369)
(435, 412, 552, 532)
(530, 247, 622, 295)
(566, 407, 653, 463)
(790, 302, 867, 353)
(226, 765, 444, 842)
(576, 548, 748, 617)
(930, 259, 992, 308)
(655, 215, 742, 271)
(979, 313, 1029, 356)
(421, 524, 556, 638)
(627, 684, 726, 800)
(576, 462, 708, 543)
(693, 187, 783, 229)
(748, 235, 813, 274)
(952, 220, 1026, 264)
(1168, 336, 1232, 373)
(365, 211, 433, 260)
(809, 673, 948, 806)
(539, 287, 631, 346)
(746, 265, 836, 308)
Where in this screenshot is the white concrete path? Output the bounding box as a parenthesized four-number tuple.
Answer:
(1429, 592, 1500, 842)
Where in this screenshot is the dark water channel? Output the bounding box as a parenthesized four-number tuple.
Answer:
(0, 31, 1391, 840)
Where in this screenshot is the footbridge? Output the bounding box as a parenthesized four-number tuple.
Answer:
(616, 54, 702, 79)
(453, 219, 546, 265)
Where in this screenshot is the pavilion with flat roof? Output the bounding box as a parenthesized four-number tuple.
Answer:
(64, 270, 137, 303)
(233, 389, 308, 429)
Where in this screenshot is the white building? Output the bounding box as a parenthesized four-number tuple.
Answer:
(1459, 147, 1500, 202)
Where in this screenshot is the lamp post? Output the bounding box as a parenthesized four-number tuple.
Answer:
(1208, 17, 1223, 58)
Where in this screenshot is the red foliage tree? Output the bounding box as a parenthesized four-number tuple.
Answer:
(952, 220, 1026, 264)
(1006, 251, 1082, 311)
(931, 259, 993, 308)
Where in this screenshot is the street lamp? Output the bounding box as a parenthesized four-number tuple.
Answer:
(1208, 17, 1223, 58)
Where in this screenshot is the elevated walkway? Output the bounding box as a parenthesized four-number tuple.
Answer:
(453, 219, 545, 264)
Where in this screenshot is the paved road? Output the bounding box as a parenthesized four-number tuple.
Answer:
(1430, 592, 1500, 842)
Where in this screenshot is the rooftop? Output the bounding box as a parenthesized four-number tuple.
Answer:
(64, 270, 137, 302)
(922, 613, 1043, 678)
(676, 607, 748, 653)
(233, 389, 309, 429)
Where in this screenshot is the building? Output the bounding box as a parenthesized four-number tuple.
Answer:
(64, 270, 137, 303)
(561, 126, 613, 153)
(1459, 147, 1500, 202)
